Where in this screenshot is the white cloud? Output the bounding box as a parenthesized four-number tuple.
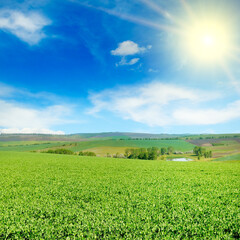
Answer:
(0, 83, 16, 97)
(173, 100, 240, 125)
(148, 68, 159, 73)
(0, 9, 51, 45)
(0, 128, 65, 135)
(111, 40, 151, 67)
(116, 57, 140, 66)
(0, 83, 77, 134)
(0, 82, 67, 103)
(88, 81, 240, 126)
(0, 100, 72, 129)
(111, 40, 151, 56)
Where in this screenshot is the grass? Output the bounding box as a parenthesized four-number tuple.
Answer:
(68, 139, 195, 152)
(0, 151, 239, 239)
(80, 146, 137, 157)
(0, 139, 195, 154)
(204, 140, 240, 158)
(0, 141, 67, 152)
(214, 153, 240, 161)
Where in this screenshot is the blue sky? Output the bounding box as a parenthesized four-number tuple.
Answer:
(0, 0, 240, 134)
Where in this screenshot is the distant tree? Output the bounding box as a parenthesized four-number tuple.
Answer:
(148, 151, 157, 160)
(86, 151, 96, 156)
(44, 148, 74, 155)
(124, 148, 157, 160)
(194, 146, 212, 159)
(124, 148, 131, 158)
(138, 148, 147, 159)
(193, 146, 199, 155)
(204, 150, 212, 159)
(161, 147, 167, 155)
(167, 146, 174, 155)
(79, 151, 96, 156)
(194, 146, 206, 156)
(152, 147, 159, 154)
(147, 147, 158, 160)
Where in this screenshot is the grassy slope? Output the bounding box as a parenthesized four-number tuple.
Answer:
(0, 151, 239, 239)
(0, 141, 67, 152)
(214, 153, 240, 161)
(0, 139, 195, 153)
(68, 139, 195, 152)
(185, 134, 240, 139)
(204, 140, 240, 158)
(80, 146, 137, 157)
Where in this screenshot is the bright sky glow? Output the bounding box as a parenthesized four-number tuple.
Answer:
(0, 0, 239, 134)
(203, 35, 215, 46)
(183, 19, 232, 63)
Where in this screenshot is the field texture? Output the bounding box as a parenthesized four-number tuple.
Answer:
(214, 153, 240, 161)
(0, 141, 67, 152)
(0, 152, 239, 239)
(0, 139, 195, 154)
(68, 139, 195, 152)
(205, 140, 240, 158)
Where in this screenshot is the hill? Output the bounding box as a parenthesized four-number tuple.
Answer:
(0, 132, 191, 142)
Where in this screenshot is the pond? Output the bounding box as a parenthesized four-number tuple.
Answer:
(167, 158, 193, 162)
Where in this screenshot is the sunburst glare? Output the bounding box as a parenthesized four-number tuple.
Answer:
(183, 19, 232, 63)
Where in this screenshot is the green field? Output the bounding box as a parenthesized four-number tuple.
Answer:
(0, 151, 239, 239)
(68, 139, 195, 152)
(0, 141, 67, 152)
(0, 139, 195, 154)
(214, 153, 240, 161)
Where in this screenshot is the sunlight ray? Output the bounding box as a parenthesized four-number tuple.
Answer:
(75, 2, 180, 34)
(228, 53, 240, 64)
(179, 0, 196, 20)
(221, 63, 240, 94)
(231, 46, 240, 55)
(139, 0, 188, 29)
(139, 0, 176, 22)
(99, 7, 178, 32)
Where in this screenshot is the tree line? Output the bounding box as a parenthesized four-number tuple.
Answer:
(193, 146, 212, 159)
(120, 138, 180, 140)
(43, 149, 96, 156)
(124, 146, 174, 160)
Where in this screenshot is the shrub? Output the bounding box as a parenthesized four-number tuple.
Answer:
(44, 149, 74, 155)
(79, 151, 96, 156)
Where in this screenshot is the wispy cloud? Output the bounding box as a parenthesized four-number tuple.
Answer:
(138, 0, 176, 22)
(0, 83, 77, 134)
(111, 40, 151, 66)
(73, 1, 178, 32)
(0, 100, 71, 133)
(148, 68, 159, 73)
(173, 100, 240, 125)
(116, 57, 140, 67)
(0, 82, 65, 103)
(88, 81, 240, 126)
(0, 128, 64, 135)
(0, 9, 51, 45)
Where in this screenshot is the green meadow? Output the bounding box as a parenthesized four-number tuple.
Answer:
(0, 151, 239, 239)
(0, 141, 67, 152)
(213, 153, 240, 161)
(0, 139, 196, 157)
(67, 139, 195, 152)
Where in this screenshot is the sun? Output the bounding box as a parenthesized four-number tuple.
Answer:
(183, 19, 231, 63)
(202, 35, 215, 46)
